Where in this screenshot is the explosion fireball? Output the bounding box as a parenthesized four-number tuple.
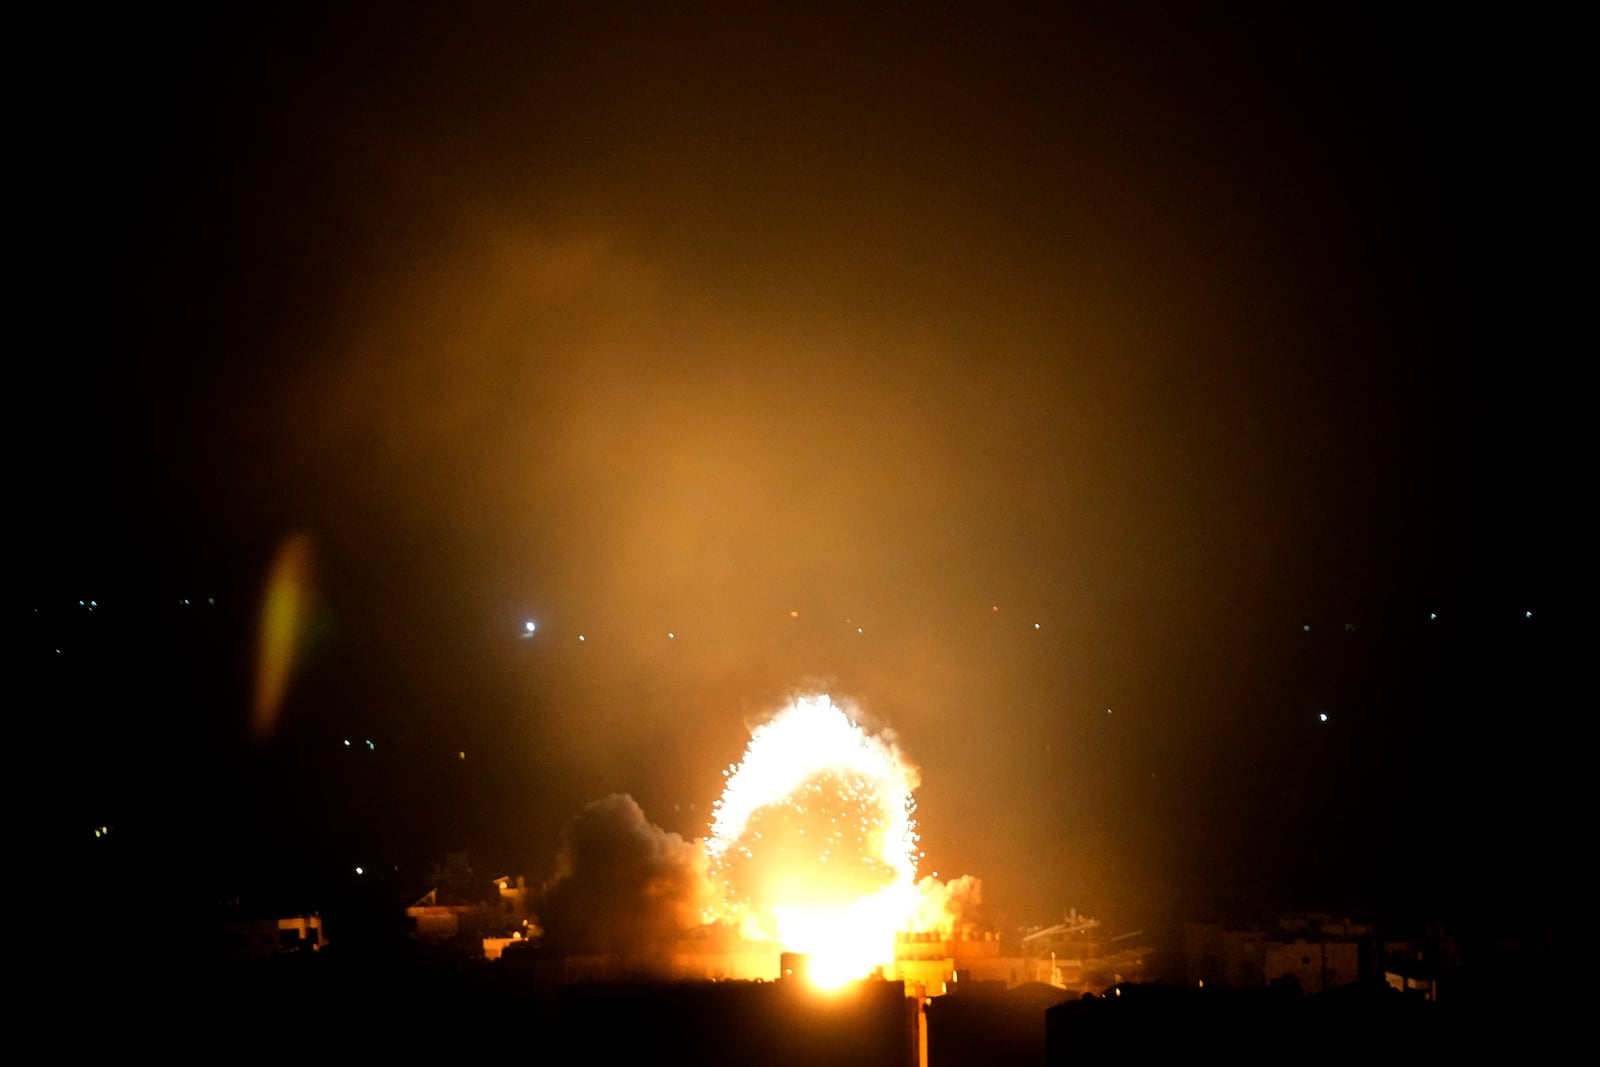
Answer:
(704, 694, 968, 988)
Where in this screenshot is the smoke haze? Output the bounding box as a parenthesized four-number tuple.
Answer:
(32, 5, 1574, 935)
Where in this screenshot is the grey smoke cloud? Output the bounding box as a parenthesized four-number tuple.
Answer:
(536, 793, 718, 954)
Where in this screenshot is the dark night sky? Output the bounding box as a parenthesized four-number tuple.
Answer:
(29, 4, 1575, 936)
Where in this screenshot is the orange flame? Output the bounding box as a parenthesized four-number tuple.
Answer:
(704, 694, 931, 987)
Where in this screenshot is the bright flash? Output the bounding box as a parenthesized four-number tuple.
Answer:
(704, 694, 925, 987)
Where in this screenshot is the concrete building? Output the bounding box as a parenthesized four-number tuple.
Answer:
(207, 913, 327, 958)
(406, 865, 532, 947)
(1184, 912, 1373, 992)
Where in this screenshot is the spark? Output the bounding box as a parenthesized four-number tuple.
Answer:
(703, 694, 964, 988)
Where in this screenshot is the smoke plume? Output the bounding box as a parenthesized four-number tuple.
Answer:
(913, 874, 984, 937)
(536, 793, 718, 954)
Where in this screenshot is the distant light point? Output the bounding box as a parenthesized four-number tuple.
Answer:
(1429, 613, 1438, 620)
(789, 610, 799, 618)
(1525, 610, 1533, 619)
(365, 739, 375, 751)
(355, 867, 364, 876)
(458, 751, 466, 760)
(578, 634, 585, 642)
(342, 739, 351, 747)
(1319, 713, 1328, 723)
(668, 632, 676, 639)
(523, 620, 537, 637)
(1034, 622, 1041, 630)
(1302, 624, 1311, 633)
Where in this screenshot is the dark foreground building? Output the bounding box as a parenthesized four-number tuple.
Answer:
(555, 977, 918, 1067)
(1044, 983, 1547, 1063)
